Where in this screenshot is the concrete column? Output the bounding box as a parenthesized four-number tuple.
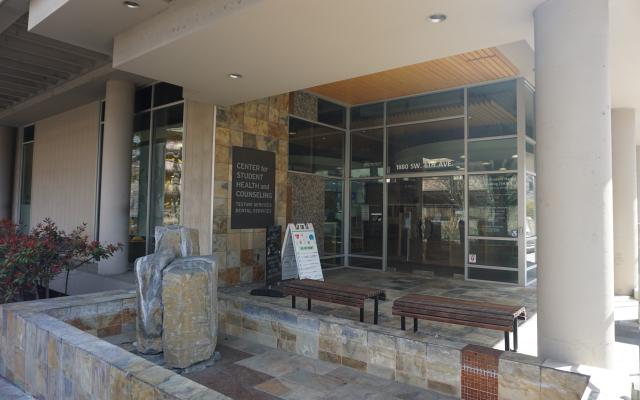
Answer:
(534, 0, 614, 368)
(612, 109, 638, 296)
(0, 126, 16, 220)
(99, 80, 135, 275)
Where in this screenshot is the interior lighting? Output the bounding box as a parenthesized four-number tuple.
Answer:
(228, 73, 243, 79)
(123, 1, 140, 8)
(428, 14, 447, 23)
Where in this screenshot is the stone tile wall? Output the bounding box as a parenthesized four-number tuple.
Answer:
(218, 292, 592, 399)
(287, 172, 326, 255)
(0, 291, 230, 400)
(213, 94, 289, 287)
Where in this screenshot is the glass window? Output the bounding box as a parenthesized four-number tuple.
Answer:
(526, 142, 536, 173)
(134, 86, 152, 112)
(526, 174, 536, 237)
(387, 118, 464, 174)
(468, 138, 517, 172)
(351, 129, 383, 177)
(526, 267, 537, 283)
(321, 256, 343, 269)
(149, 104, 184, 250)
(351, 102, 384, 129)
(387, 89, 464, 125)
(468, 239, 518, 268)
(288, 117, 344, 177)
(19, 140, 34, 230)
(468, 267, 518, 284)
(350, 180, 383, 258)
(524, 84, 535, 139)
(288, 117, 313, 173)
(468, 80, 517, 138)
(317, 98, 346, 128)
(526, 238, 536, 270)
(153, 82, 183, 107)
(323, 179, 343, 256)
(348, 257, 382, 270)
(129, 113, 151, 262)
(23, 125, 34, 142)
(100, 101, 105, 123)
(468, 173, 518, 237)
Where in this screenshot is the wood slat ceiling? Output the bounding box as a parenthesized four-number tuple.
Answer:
(307, 48, 519, 105)
(0, 15, 111, 113)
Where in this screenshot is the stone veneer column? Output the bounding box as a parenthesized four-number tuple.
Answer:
(99, 80, 135, 275)
(534, 0, 614, 368)
(612, 109, 638, 296)
(0, 126, 16, 220)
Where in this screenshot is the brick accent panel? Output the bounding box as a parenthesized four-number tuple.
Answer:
(461, 344, 501, 400)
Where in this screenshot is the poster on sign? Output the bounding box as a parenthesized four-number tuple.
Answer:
(281, 223, 324, 281)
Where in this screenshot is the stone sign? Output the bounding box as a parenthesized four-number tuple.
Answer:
(231, 146, 275, 229)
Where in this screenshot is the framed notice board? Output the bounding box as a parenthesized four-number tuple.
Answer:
(231, 147, 276, 229)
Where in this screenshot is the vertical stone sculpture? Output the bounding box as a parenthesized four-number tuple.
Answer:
(155, 225, 200, 257)
(134, 250, 175, 354)
(162, 256, 218, 369)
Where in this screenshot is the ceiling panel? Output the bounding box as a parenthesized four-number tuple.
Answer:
(307, 48, 519, 105)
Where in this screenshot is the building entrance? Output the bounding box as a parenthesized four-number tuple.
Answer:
(387, 175, 465, 277)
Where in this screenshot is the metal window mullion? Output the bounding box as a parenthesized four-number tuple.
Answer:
(463, 87, 469, 280)
(145, 84, 156, 255)
(343, 105, 350, 267)
(516, 78, 527, 286)
(382, 101, 388, 271)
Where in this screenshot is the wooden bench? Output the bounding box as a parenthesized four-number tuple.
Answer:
(281, 279, 386, 324)
(392, 294, 526, 351)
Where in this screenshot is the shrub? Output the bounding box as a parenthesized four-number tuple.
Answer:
(0, 219, 122, 303)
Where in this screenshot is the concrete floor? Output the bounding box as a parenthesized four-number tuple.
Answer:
(0, 377, 33, 400)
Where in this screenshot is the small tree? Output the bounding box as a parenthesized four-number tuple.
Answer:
(0, 219, 122, 303)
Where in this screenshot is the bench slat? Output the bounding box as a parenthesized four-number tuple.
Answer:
(392, 305, 514, 328)
(392, 310, 514, 332)
(283, 279, 384, 298)
(395, 295, 525, 318)
(392, 302, 518, 321)
(283, 288, 364, 307)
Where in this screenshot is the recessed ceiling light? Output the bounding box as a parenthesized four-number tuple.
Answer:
(428, 14, 447, 23)
(123, 1, 140, 8)
(228, 73, 243, 79)
(512, 154, 518, 159)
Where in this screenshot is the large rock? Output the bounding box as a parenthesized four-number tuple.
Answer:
(134, 250, 175, 354)
(162, 256, 217, 369)
(155, 225, 200, 257)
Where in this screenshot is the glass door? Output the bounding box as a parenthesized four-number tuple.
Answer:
(387, 175, 465, 276)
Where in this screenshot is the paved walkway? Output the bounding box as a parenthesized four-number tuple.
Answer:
(0, 376, 33, 400)
(184, 337, 455, 400)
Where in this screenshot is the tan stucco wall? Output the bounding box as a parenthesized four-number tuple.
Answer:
(182, 100, 215, 254)
(30, 102, 100, 236)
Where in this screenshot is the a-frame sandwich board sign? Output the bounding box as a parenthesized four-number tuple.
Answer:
(281, 223, 324, 281)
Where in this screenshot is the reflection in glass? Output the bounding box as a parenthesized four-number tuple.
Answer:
(129, 113, 150, 262)
(468, 80, 517, 138)
(526, 238, 536, 270)
(351, 129, 383, 177)
(526, 174, 536, 237)
(317, 98, 346, 128)
(387, 176, 465, 276)
(153, 82, 183, 107)
(468, 267, 518, 284)
(350, 180, 383, 259)
(19, 139, 34, 230)
(349, 257, 382, 270)
(386, 89, 464, 125)
(149, 104, 184, 251)
(468, 239, 517, 268)
(351, 102, 384, 129)
(323, 179, 343, 256)
(468, 138, 517, 172)
(288, 117, 344, 177)
(524, 84, 535, 139)
(134, 86, 152, 112)
(387, 118, 464, 174)
(526, 142, 536, 173)
(468, 174, 518, 237)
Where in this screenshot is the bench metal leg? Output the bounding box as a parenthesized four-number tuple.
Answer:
(513, 318, 518, 352)
(359, 307, 364, 323)
(292, 296, 296, 309)
(504, 330, 510, 351)
(401, 316, 406, 331)
(413, 318, 418, 332)
(374, 297, 379, 325)
(307, 298, 311, 311)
